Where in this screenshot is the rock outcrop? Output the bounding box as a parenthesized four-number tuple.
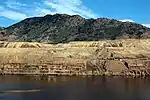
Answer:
(0, 39, 150, 76)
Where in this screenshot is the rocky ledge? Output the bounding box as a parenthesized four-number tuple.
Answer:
(0, 39, 150, 76)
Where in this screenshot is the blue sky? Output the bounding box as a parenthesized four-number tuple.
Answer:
(0, 0, 150, 27)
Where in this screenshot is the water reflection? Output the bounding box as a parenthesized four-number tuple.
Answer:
(0, 76, 150, 100)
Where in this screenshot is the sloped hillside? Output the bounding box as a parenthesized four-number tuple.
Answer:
(0, 39, 150, 76)
(1, 14, 150, 43)
(0, 39, 150, 63)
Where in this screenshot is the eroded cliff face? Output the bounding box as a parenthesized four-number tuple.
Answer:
(0, 39, 150, 76)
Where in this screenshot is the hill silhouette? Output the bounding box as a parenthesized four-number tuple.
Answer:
(0, 14, 150, 43)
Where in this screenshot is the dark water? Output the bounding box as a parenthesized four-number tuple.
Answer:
(0, 76, 150, 100)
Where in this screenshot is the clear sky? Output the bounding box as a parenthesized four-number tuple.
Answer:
(0, 0, 150, 27)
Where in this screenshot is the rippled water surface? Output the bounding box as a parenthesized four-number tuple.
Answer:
(0, 76, 150, 100)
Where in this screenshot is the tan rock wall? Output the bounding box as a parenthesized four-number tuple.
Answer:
(0, 39, 150, 76)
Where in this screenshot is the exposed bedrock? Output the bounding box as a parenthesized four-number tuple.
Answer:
(0, 39, 150, 76)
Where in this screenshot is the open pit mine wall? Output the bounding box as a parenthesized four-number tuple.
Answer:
(0, 39, 150, 76)
(0, 50, 150, 76)
(0, 56, 150, 76)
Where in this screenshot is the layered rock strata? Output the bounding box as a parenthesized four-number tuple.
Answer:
(0, 39, 150, 76)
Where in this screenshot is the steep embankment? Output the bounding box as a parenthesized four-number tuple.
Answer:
(0, 14, 150, 43)
(0, 39, 150, 76)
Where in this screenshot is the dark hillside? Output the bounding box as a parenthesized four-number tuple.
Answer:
(0, 14, 150, 43)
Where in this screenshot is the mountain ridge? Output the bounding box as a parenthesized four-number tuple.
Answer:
(0, 14, 150, 43)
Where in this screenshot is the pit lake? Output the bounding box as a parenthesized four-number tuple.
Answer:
(0, 76, 150, 100)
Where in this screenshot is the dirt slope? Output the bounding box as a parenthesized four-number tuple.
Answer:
(0, 39, 150, 76)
